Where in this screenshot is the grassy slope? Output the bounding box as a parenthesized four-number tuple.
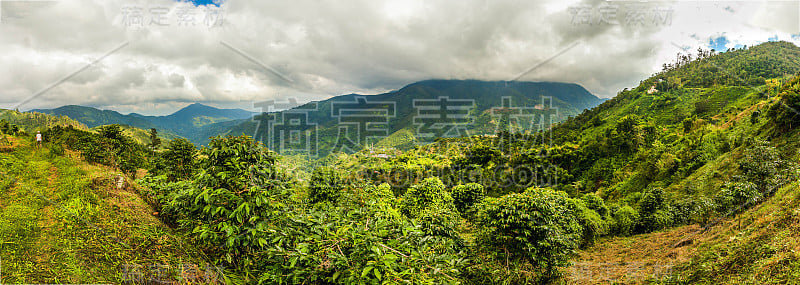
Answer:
(554, 90, 794, 284)
(559, 182, 800, 285)
(550, 44, 800, 284)
(0, 136, 211, 283)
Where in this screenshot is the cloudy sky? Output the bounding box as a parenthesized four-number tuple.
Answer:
(0, 0, 798, 115)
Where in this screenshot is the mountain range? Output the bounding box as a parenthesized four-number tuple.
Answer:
(31, 103, 255, 144)
(227, 79, 604, 155)
(30, 80, 605, 152)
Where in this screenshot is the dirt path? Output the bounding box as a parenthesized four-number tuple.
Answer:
(561, 225, 704, 284)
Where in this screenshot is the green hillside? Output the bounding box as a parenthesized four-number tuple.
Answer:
(1, 109, 87, 133)
(88, 125, 181, 149)
(31, 103, 253, 145)
(0, 133, 214, 283)
(31, 105, 156, 129)
(226, 79, 604, 155)
(6, 41, 800, 284)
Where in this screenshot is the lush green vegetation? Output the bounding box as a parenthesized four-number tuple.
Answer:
(6, 41, 800, 284)
(0, 130, 211, 283)
(1, 109, 86, 134)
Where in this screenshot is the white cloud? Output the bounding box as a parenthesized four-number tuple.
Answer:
(0, 0, 795, 115)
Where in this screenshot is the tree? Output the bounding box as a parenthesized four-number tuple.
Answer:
(611, 206, 639, 236)
(637, 188, 673, 233)
(571, 199, 609, 247)
(98, 124, 124, 142)
(739, 140, 784, 194)
(309, 166, 345, 203)
(168, 135, 292, 266)
(714, 181, 760, 215)
(95, 124, 146, 177)
(400, 177, 455, 219)
(158, 138, 197, 181)
(614, 115, 643, 151)
(451, 183, 485, 218)
(149, 128, 161, 151)
(477, 187, 582, 278)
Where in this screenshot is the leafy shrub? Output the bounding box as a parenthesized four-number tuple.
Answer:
(611, 206, 639, 236)
(371, 183, 394, 200)
(459, 144, 501, 166)
(255, 196, 466, 284)
(166, 136, 293, 266)
(151, 138, 197, 181)
(309, 166, 345, 204)
(136, 175, 197, 224)
(451, 183, 485, 217)
(44, 124, 147, 176)
(571, 199, 609, 247)
(415, 206, 461, 238)
(739, 140, 789, 195)
(399, 177, 460, 238)
(671, 198, 709, 226)
(581, 193, 609, 217)
(116, 140, 146, 178)
(400, 177, 454, 219)
(768, 75, 800, 130)
(714, 181, 761, 215)
(637, 188, 673, 233)
(476, 187, 583, 279)
(48, 143, 65, 157)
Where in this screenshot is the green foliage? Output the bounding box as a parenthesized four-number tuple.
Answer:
(451, 183, 485, 218)
(0, 119, 21, 136)
(151, 138, 197, 181)
(43, 124, 148, 177)
(400, 177, 455, 219)
(0, 109, 86, 134)
(254, 188, 466, 284)
(148, 128, 161, 150)
(48, 143, 65, 157)
(637, 188, 673, 233)
(581, 193, 609, 217)
(611, 206, 639, 236)
(656, 42, 800, 88)
(768, 74, 800, 130)
(714, 181, 761, 215)
(97, 125, 146, 177)
(98, 124, 125, 141)
(141, 138, 468, 283)
(165, 135, 293, 268)
(456, 143, 501, 167)
(572, 199, 609, 247)
(476, 188, 583, 279)
(671, 198, 712, 226)
(309, 166, 345, 204)
(683, 117, 694, 133)
(1, 137, 209, 284)
(739, 140, 787, 194)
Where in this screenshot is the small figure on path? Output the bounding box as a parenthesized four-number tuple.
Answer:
(36, 131, 43, 148)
